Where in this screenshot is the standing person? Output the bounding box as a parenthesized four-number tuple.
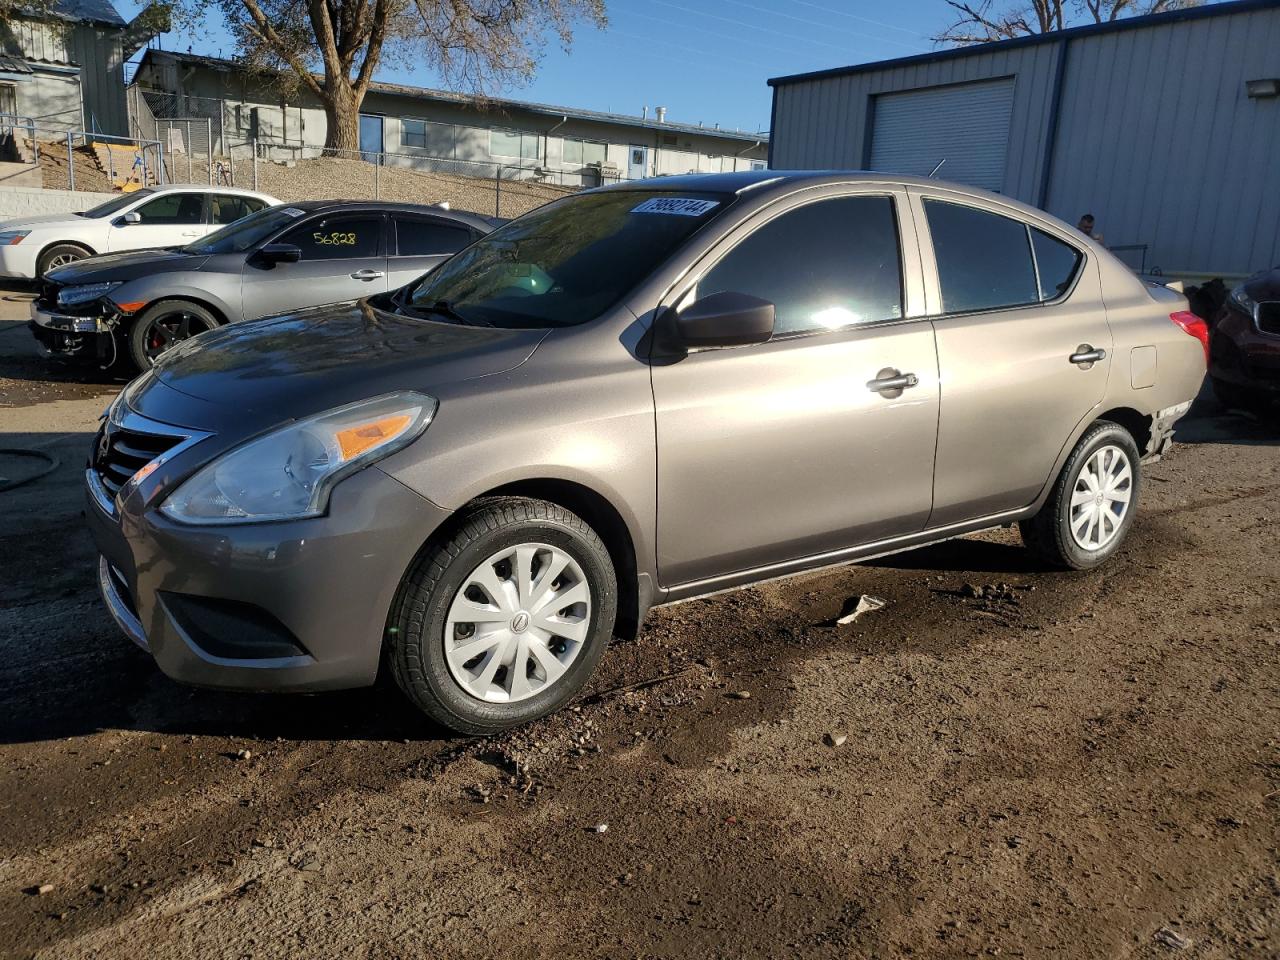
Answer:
(1077, 214, 1104, 244)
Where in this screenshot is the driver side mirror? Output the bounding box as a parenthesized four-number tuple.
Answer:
(250, 243, 302, 267)
(661, 291, 775, 351)
(114, 211, 142, 226)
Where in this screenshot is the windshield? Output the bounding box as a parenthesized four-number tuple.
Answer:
(181, 205, 303, 255)
(80, 190, 154, 218)
(402, 189, 732, 329)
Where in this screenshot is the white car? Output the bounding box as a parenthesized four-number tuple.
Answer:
(0, 185, 281, 280)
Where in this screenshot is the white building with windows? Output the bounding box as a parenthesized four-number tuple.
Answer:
(131, 50, 768, 185)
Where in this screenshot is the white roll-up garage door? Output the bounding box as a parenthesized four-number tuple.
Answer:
(869, 78, 1015, 192)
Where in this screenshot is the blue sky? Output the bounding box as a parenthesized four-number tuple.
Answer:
(118, 0, 954, 134)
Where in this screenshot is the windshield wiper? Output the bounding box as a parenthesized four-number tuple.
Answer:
(404, 299, 492, 327)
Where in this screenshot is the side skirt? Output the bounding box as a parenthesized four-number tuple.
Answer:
(655, 507, 1035, 607)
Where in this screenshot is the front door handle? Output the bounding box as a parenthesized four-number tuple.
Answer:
(1069, 344, 1107, 367)
(350, 269, 385, 281)
(867, 369, 920, 395)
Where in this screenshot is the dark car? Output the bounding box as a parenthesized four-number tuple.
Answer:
(1209, 267, 1280, 412)
(28, 201, 496, 370)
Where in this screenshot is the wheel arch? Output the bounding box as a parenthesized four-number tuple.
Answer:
(130, 294, 231, 328)
(482, 478, 644, 642)
(1095, 406, 1153, 456)
(406, 477, 646, 643)
(37, 237, 97, 265)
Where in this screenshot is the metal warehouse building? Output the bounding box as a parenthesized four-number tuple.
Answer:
(767, 0, 1280, 280)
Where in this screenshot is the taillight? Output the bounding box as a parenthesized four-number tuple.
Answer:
(1169, 310, 1209, 364)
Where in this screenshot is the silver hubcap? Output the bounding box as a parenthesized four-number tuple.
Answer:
(48, 253, 79, 268)
(444, 542, 591, 703)
(1069, 444, 1133, 551)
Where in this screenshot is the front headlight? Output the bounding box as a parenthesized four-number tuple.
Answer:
(58, 282, 121, 307)
(160, 392, 436, 525)
(1229, 284, 1258, 319)
(0, 230, 31, 246)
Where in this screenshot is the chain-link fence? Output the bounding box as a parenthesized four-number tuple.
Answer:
(217, 142, 596, 218)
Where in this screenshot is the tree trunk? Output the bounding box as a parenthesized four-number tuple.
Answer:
(322, 80, 362, 153)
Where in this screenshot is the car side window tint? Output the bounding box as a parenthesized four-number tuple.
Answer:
(924, 200, 1038, 313)
(280, 216, 382, 261)
(695, 195, 903, 336)
(210, 195, 260, 225)
(1031, 228, 1083, 301)
(133, 192, 205, 225)
(394, 217, 472, 257)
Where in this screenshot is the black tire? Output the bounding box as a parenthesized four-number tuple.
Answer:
(387, 497, 617, 735)
(126, 300, 221, 370)
(1019, 420, 1142, 571)
(37, 242, 91, 277)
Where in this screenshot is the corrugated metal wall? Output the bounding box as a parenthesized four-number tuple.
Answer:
(1045, 5, 1280, 275)
(769, 3, 1280, 276)
(770, 42, 1062, 202)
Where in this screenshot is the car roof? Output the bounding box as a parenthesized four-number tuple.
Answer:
(145, 184, 274, 198)
(281, 200, 495, 231)
(594, 170, 1077, 233)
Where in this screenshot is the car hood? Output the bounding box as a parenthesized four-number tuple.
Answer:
(1, 212, 84, 230)
(129, 299, 549, 432)
(46, 248, 210, 284)
(1242, 266, 1280, 302)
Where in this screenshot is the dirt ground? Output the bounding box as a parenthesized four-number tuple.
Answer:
(0, 284, 1277, 960)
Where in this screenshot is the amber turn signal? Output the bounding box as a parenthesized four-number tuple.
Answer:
(335, 414, 413, 461)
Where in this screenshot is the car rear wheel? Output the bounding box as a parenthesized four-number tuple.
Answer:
(387, 497, 617, 735)
(1019, 421, 1141, 570)
(37, 243, 91, 277)
(127, 300, 220, 370)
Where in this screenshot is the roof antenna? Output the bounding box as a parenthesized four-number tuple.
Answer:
(928, 158, 947, 178)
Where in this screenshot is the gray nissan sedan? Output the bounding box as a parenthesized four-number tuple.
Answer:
(86, 171, 1207, 734)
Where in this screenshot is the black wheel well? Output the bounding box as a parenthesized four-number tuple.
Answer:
(1097, 407, 1153, 456)
(38, 239, 96, 264)
(134, 296, 229, 327)
(469, 479, 642, 641)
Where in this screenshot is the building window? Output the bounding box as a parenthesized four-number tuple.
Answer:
(490, 129, 539, 161)
(402, 118, 428, 149)
(562, 137, 606, 166)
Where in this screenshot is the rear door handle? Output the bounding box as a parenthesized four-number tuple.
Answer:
(350, 269, 385, 281)
(1069, 344, 1107, 366)
(867, 370, 920, 394)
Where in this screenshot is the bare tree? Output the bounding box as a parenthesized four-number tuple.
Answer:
(170, 0, 607, 151)
(936, 0, 1199, 44)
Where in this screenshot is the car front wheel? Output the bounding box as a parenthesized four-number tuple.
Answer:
(127, 300, 220, 370)
(1020, 421, 1141, 570)
(387, 497, 617, 735)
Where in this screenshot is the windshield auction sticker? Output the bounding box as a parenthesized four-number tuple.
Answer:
(281, 207, 306, 217)
(631, 197, 720, 216)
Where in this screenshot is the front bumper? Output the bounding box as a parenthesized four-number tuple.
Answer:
(30, 298, 110, 334)
(0, 242, 38, 279)
(87, 425, 452, 693)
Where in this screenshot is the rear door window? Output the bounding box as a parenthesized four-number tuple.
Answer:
(210, 194, 269, 225)
(694, 195, 903, 336)
(393, 217, 472, 257)
(279, 215, 383, 261)
(924, 199, 1038, 313)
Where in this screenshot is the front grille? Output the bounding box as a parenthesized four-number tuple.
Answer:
(90, 422, 184, 500)
(1258, 303, 1280, 338)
